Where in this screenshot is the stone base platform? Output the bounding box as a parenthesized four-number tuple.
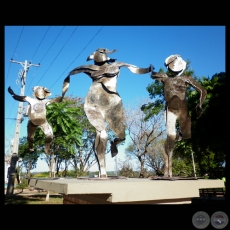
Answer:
(28, 177, 225, 204)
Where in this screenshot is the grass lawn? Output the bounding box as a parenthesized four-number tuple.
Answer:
(4, 190, 63, 204)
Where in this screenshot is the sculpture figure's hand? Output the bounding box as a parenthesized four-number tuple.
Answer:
(149, 64, 155, 73)
(196, 104, 202, 119)
(109, 58, 117, 62)
(62, 76, 70, 98)
(8, 86, 15, 96)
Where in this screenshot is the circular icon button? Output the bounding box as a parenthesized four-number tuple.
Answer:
(211, 211, 229, 229)
(192, 211, 210, 229)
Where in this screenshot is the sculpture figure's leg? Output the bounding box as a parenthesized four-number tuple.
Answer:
(40, 121, 53, 155)
(84, 105, 108, 178)
(178, 109, 191, 139)
(164, 109, 178, 177)
(27, 120, 38, 152)
(105, 98, 126, 157)
(94, 129, 108, 177)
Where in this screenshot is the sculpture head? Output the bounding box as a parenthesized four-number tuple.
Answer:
(164, 54, 186, 76)
(87, 48, 117, 64)
(32, 86, 51, 99)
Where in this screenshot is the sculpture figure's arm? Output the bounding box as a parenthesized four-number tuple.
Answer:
(62, 65, 101, 97)
(69, 64, 101, 76)
(150, 71, 168, 83)
(185, 76, 207, 118)
(118, 62, 153, 74)
(49, 96, 63, 104)
(8, 86, 28, 102)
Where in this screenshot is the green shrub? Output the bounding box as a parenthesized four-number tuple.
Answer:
(33, 172, 50, 178)
(16, 178, 29, 190)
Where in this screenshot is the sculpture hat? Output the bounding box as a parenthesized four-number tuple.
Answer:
(32, 86, 51, 99)
(164, 54, 186, 76)
(87, 48, 117, 63)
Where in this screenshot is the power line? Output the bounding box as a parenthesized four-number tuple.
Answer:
(36, 26, 78, 85)
(50, 26, 104, 88)
(5, 26, 24, 85)
(39, 26, 65, 64)
(5, 117, 24, 122)
(11, 27, 24, 59)
(30, 26, 50, 61)
(5, 26, 25, 138)
(25, 26, 66, 95)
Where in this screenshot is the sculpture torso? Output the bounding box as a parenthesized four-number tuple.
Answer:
(164, 76, 188, 110)
(25, 97, 50, 125)
(164, 76, 187, 101)
(85, 63, 121, 117)
(151, 72, 206, 110)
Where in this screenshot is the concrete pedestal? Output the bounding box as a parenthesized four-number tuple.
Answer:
(28, 177, 225, 204)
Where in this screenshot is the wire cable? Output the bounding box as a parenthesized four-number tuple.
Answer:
(5, 26, 24, 85)
(50, 26, 104, 89)
(30, 26, 50, 61)
(35, 26, 78, 85)
(5, 26, 25, 139)
(25, 26, 65, 95)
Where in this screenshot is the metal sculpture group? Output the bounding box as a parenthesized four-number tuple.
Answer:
(8, 49, 207, 178)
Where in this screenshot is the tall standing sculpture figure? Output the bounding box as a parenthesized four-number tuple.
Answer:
(62, 48, 152, 178)
(8, 86, 64, 155)
(150, 54, 207, 177)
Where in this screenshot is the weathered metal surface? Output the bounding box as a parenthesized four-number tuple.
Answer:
(151, 55, 207, 177)
(62, 48, 152, 178)
(8, 86, 63, 155)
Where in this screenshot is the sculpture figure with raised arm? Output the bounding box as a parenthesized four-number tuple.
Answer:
(8, 86, 64, 156)
(62, 48, 152, 178)
(150, 54, 207, 178)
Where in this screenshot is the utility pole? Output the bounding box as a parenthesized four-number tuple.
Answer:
(115, 155, 118, 176)
(191, 150, 197, 178)
(6, 59, 40, 196)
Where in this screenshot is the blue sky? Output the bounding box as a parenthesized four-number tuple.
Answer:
(4, 25, 226, 172)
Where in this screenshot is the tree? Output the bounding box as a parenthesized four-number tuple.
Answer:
(185, 72, 226, 178)
(124, 99, 165, 178)
(69, 115, 97, 177)
(172, 157, 197, 177)
(63, 95, 108, 177)
(145, 138, 165, 176)
(18, 136, 40, 178)
(118, 157, 136, 178)
(69, 123, 120, 177)
(33, 96, 84, 177)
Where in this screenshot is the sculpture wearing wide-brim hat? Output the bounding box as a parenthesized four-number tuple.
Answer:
(151, 54, 207, 177)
